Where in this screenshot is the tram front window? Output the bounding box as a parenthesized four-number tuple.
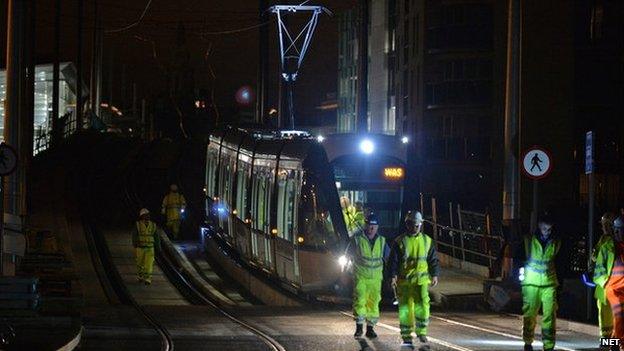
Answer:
(299, 172, 340, 249)
(333, 156, 404, 238)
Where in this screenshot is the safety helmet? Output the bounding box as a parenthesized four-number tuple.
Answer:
(614, 216, 624, 230)
(405, 211, 424, 225)
(365, 214, 379, 225)
(170, 184, 179, 191)
(139, 208, 150, 217)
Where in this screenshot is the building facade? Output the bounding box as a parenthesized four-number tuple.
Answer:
(0, 63, 78, 152)
(338, 0, 624, 224)
(337, 1, 398, 135)
(395, 0, 507, 214)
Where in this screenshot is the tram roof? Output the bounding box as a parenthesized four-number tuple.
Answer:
(210, 126, 326, 162)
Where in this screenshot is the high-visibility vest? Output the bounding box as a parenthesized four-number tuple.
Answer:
(136, 221, 157, 248)
(162, 193, 186, 220)
(522, 235, 560, 287)
(353, 234, 386, 280)
(397, 233, 432, 285)
(593, 235, 615, 289)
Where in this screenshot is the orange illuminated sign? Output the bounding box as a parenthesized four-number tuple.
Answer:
(383, 167, 404, 180)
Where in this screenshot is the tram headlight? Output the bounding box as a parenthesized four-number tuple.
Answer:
(401, 136, 409, 144)
(359, 139, 375, 155)
(316, 135, 325, 143)
(518, 267, 525, 282)
(338, 255, 351, 272)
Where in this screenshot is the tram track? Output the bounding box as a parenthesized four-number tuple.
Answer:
(79, 140, 175, 351)
(118, 140, 287, 351)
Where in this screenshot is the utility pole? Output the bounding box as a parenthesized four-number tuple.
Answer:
(356, 0, 369, 133)
(502, 0, 522, 230)
(4, 0, 29, 276)
(76, 0, 84, 130)
(52, 0, 61, 146)
(256, 0, 269, 125)
(22, 0, 35, 216)
(90, 0, 99, 118)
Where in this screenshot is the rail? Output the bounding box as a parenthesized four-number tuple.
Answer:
(81, 146, 174, 351)
(120, 141, 286, 351)
(419, 194, 505, 271)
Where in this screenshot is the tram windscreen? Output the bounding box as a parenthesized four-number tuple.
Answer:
(299, 171, 342, 248)
(333, 156, 404, 238)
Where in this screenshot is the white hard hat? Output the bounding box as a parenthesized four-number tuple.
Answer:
(406, 211, 424, 225)
(139, 208, 150, 217)
(170, 184, 178, 191)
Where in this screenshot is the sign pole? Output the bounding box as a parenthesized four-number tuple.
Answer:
(531, 179, 538, 233)
(586, 131, 594, 321)
(522, 147, 553, 233)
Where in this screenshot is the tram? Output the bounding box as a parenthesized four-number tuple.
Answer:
(204, 126, 349, 294)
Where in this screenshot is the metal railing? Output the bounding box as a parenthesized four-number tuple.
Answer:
(426, 219, 504, 269)
(33, 112, 78, 155)
(420, 194, 505, 271)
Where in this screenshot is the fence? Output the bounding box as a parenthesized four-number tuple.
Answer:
(419, 194, 505, 271)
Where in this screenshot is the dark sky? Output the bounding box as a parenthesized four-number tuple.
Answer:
(1, 0, 357, 122)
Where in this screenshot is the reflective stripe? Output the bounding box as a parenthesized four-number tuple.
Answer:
(525, 264, 555, 274)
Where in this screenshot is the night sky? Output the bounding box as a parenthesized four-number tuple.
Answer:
(0, 0, 357, 123)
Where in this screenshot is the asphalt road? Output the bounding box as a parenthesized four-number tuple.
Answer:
(77, 304, 598, 351)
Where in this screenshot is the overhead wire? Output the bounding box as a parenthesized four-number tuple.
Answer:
(104, 0, 153, 33)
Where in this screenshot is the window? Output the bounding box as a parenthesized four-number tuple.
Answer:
(276, 169, 300, 242)
(206, 147, 219, 198)
(219, 155, 234, 207)
(235, 164, 250, 220)
(251, 168, 272, 233)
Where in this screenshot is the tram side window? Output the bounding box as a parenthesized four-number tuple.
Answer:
(251, 170, 271, 233)
(299, 172, 339, 248)
(219, 156, 233, 207)
(277, 170, 299, 242)
(206, 148, 219, 198)
(235, 164, 250, 220)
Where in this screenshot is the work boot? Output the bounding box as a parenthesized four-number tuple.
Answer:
(417, 335, 430, 351)
(400, 339, 414, 350)
(353, 323, 363, 338)
(523, 344, 533, 351)
(365, 325, 377, 338)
